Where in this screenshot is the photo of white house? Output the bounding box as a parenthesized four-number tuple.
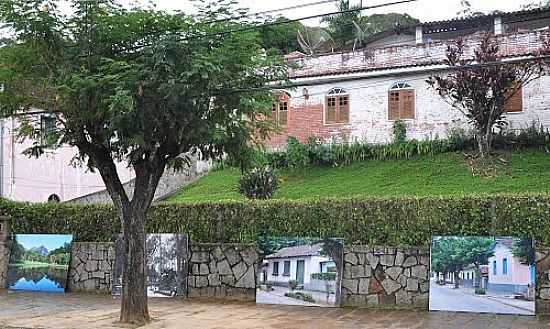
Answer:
(257, 237, 343, 307)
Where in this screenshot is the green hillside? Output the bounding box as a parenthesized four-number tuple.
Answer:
(167, 151, 550, 203)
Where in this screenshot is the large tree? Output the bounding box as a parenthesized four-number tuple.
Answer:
(427, 34, 547, 157)
(0, 0, 285, 324)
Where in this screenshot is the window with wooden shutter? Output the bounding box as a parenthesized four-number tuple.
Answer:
(271, 91, 291, 126)
(325, 88, 350, 124)
(388, 82, 415, 120)
(503, 86, 523, 113)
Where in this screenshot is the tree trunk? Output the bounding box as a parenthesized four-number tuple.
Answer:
(477, 132, 492, 158)
(119, 205, 150, 324)
(454, 271, 460, 289)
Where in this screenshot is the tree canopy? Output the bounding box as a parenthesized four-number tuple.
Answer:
(0, 0, 287, 323)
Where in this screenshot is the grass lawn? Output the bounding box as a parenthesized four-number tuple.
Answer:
(166, 151, 550, 203)
(11, 261, 68, 269)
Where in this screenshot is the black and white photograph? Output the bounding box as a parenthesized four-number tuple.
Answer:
(112, 234, 187, 298)
(430, 236, 536, 315)
(256, 236, 344, 307)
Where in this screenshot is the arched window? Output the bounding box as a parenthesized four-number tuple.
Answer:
(47, 194, 61, 203)
(272, 91, 290, 126)
(388, 82, 415, 120)
(325, 87, 349, 124)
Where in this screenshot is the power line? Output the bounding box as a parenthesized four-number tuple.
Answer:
(202, 0, 341, 25)
(180, 0, 419, 41)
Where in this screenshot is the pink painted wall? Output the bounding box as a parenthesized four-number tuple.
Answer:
(0, 117, 134, 203)
(488, 242, 531, 286)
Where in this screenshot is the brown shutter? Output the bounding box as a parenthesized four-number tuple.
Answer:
(338, 95, 350, 123)
(388, 91, 400, 120)
(326, 96, 337, 123)
(279, 102, 288, 125)
(401, 90, 415, 119)
(503, 87, 523, 113)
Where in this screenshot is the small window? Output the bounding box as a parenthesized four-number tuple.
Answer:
(503, 85, 523, 113)
(325, 87, 349, 124)
(272, 91, 290, 126)
(283, 261, 291, 276)
(47, 194, 61, 203)
(503, 258, 508, 275)
(493, 260, 497, 275)
(388, 82, 415, 120)
(272, 261, 279, 276)
(40, 114, 56, 145)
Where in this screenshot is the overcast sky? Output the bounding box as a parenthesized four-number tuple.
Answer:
(124, 0, 538, 24)
(1, 0, 542, 38)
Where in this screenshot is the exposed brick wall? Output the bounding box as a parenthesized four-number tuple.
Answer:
(264, 102, 351, 148)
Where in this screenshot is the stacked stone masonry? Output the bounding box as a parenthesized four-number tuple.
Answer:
(341, 246, 429, 308)
(536, 248, 550, 315)
(68, 242, 115, 293)
(187, 243, 258, 301)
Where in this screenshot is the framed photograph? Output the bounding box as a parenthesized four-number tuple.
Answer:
(7, 234, 73, 293)
(112, 234, 187, 297)
(429, 236, 536, 315)
(256, 236, 344, 307)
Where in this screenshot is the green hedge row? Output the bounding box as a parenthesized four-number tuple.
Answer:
(2, 195, 550, 246)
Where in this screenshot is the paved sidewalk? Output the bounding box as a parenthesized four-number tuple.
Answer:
(0, 290, 549, 329)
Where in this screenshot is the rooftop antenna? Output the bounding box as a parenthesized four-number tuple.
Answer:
(297, 26, 335, 55)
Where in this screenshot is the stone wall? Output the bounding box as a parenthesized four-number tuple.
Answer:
(0, 241, 7, 288)
(536, 248, 550, 315)
(68, 158, 210, 204)
(341, 246, 429, 308)
(187, 243, 258, 301)
(67, 242, 115, 293)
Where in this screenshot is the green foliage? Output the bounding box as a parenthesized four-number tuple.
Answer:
(512, 238, 536, 265)
(238, 167, 279, 200)
(258, 17, 303, 54)
(285, 291, 315, 302)
(311, 272, 337, 281)
(321, 0, 360, 48)
(5, 195, 550, 246)
(286, 136, 310, 168)
(171, 151, 550, 202)
(431, 236, 494, 287)
(392, 120, 407, 144)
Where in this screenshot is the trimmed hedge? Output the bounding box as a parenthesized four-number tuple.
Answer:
(2, 195, 550, 246)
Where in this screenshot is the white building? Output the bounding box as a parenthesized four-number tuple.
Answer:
(262, 243, 336, 288)
(488, 239, 535, 295)
(264, 8, 550, 149)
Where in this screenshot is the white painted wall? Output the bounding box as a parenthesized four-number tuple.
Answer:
(0, 117, 134, 203)
(265, 255, 331, 285)
(287, 71, 550, 145)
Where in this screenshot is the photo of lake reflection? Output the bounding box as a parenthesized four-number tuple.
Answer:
(7, 234, 73, 293)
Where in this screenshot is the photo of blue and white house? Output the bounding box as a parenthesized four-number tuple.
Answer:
(430, 236, 535, 316)
(256, 237, 343, 307)
(7, 234, 73, 293)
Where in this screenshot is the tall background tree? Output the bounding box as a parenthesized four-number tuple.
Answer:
(0, 0, 286, 324)
(427, 34, 547, 157)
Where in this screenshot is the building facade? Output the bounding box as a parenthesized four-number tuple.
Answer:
(488, 239, 535, 295)
(262, 243, 335, 289)
(264, 9, 550, 149)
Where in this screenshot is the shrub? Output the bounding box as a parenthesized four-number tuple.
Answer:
(238, 167, 278, 200)
(288, 279, 299, 290)
(475, 288, 486, 295)
(5, 195, 550, 245)
(284, 292, 315, 303)
(311, 272, 337, 281)
(307, 138, 336, 166)
(286, 136, 310, 168)
(393, 120, 407, 144)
